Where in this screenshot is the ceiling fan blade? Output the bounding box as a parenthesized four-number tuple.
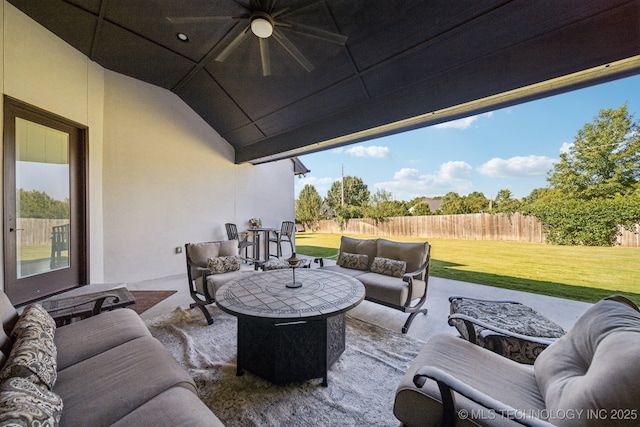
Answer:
(259, 38, 271, 77)
(215, 23, 251, 62)
(279, 22, 347, 45)
(272, 29, 314, 73)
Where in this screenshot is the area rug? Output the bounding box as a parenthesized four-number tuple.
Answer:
(128, 290, 177, 315)
(145, 305, 425, 427)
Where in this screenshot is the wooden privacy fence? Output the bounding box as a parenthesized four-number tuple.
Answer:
(16, 218, 69, 246)
(310, 213, 640, 247)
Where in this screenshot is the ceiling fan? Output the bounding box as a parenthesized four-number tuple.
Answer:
(168, 0, 348, 77)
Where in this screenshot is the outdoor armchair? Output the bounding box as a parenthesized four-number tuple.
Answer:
(225, 222, 258, 262)
(394, 295, 640, 427)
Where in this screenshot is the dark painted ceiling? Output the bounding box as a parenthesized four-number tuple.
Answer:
(8, 0, 640, 164)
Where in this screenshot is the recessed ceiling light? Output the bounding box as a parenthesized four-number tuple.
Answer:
(177, 33, 189, 42)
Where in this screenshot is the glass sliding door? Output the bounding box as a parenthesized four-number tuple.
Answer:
(15, 118, 71, 277)
(3, 97, 88, 305)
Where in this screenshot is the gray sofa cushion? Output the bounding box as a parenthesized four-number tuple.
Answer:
(377, 239, 428, 280)
(54, 309, 150, 370)
(395, 333, 545, 427)
(338, 236, 378, 270)
(202, 269, 253, 297)
(318, 264, 369, 278)
(55, 336, 196, 426)
(534, 297, 640, 424)
(110, 386, 225, 427)
(357, 272, 426, 306)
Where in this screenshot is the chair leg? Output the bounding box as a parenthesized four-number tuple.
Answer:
(402, 308, 428, 334)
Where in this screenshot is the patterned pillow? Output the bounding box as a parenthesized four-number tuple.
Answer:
(337, 252, 369, 271)
(0, 377, 63, 426)
(1, 320, 57, 390)
(10, 304, 56, 341)
(370, 257, 407, 278)
(207, 255, 242, 274)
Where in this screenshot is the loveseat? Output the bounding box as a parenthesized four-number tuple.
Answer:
(316, 236, 430, 333)
(394, 295, 640, 426)
(0, 290, 224, 426)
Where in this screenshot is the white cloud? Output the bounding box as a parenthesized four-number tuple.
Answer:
(559, 142, 573, 154)
(331, 147, 345, 154)
(375, 161, 473, 200)
(345, 145, 391, 158)
(433, 112, 493, 130)
(477, 155, 554, 178)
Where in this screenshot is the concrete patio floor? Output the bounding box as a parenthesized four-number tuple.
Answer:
(57, 257, 593, 343)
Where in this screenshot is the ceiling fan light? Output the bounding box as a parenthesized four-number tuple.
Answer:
(251, 17, 273, 38)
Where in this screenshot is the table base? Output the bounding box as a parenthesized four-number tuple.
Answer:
(236, 313, 345, 386)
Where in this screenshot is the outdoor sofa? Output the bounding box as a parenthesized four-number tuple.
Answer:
(394, 295, 640, 426)
(316, 236, 430, 333)
(0, 290, 224, 426)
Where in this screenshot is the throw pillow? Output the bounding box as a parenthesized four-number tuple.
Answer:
(10, 304, 56, 341)
(0, 376, 63, 426)
(370, 257, 407, 278)
(207, 255, 242, 274)
(0, 319, 57, 390)
(337, 252, 369, 271)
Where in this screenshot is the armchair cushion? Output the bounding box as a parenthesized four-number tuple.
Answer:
(376, 239, 428, 280)
(338, 236, 378, 269)
(337, 252, 369, 271)
(370, 256, 406, 278)
(534, 297, 640, 422)
(207, 255, 242, 274)
(187, 240, 239, 267)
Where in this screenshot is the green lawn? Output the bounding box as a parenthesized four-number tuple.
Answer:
(295, 233, 640, 306)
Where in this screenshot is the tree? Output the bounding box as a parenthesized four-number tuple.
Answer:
(365, 189, 409, 219)
(493, 188, 521, 212)
(411, 203, 434, 216)
(465, 191, 490, 213)
(325, 176, 370, 210)
(17, 189, 69, 219)
(547, 104, 640, 199)
(295, 184, 323, 229)
(437, 191, 489, 214)
(437, 192, 466, 214)
(522, 105, 640, 246)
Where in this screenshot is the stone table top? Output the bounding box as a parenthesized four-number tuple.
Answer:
(216, 269, 365, 321)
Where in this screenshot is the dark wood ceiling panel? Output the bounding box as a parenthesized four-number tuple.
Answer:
(105, 0, 241, 63)
(254, 77, 368, 136)
(175, 69, 251, 136)
(93, 21, 196, 90)
(330, 0, 508, 71)
(7, 0, 640, 164)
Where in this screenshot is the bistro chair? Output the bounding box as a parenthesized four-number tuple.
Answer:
(268, 221, 295, 258)
(225, 223, 257, 262)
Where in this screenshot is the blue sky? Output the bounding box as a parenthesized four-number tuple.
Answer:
(295, 74, 640, 202)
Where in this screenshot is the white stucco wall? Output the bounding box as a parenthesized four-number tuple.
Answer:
(1, 1, 295, 289)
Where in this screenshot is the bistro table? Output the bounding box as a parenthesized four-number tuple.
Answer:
(245, 227, 275, 261)
(216, 269, 365, 386)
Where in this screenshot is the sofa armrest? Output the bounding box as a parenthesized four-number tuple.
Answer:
(413, 365, 554, 427)
(402, 256, 430, 283)
(447, 313, 559, 346)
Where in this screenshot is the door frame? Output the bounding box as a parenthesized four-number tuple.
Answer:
(3, 96, 89, 305)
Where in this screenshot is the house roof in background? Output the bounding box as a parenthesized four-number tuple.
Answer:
(7, 0, 640, 164)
